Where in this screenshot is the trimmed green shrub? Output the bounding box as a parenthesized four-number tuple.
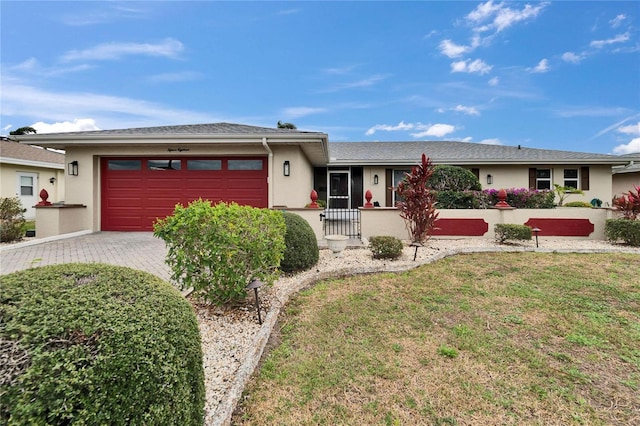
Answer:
(280, 212, 319, 273)
(0, 197, 26, 242)
(495, 224, 532, 244)
(0, 263, 204, 425)
(563, 201, 593, 208)
(428, 165, 482, 191)
(435, 190, 480, 209)
(369, 236, 404, 260)
(605, 219, 640, 246)
(154, 199, 286, 305)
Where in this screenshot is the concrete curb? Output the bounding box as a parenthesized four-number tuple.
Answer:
(0, 230, 94, 252)
(210, 245, 640, 425)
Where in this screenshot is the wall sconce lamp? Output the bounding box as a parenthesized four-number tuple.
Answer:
(68, 161, 79, 176)
(373, 174, 379, 185)
(486, 174, 493, 185)
(49, 177, 56, 184)
(283, 160, 290, 176)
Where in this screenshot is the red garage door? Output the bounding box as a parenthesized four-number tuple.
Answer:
(101, 157, 268, 231)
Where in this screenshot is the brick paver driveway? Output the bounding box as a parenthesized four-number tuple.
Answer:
(1, 232, 171, 282)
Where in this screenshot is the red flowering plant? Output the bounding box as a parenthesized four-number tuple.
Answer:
(395, 154, 439, 244)
(612, 185, 640, 220)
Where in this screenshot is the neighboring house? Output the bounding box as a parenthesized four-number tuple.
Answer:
(12, 122, 639, 233)
(612, 153, 640, 198)
(0, 138, 65, 219)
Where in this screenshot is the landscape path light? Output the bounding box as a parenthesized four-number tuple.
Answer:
(246, 279, 265, 324)
(532, 227, 541, 248)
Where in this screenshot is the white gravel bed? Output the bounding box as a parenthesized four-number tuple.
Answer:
(197, 238, 640, 425)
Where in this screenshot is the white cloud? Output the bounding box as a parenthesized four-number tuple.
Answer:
(321, 74, 387, 93)
(530, 58, 549, 73)
(411, 123, 456, 138)
(561, 51, 586, 64)
(453, 105, 480, 116)
(467, 1, 548, 33)
(281, 106, 327, 118)
(617, 122, 640, 136)
(609, 14, 626, 28)
(461, 136, 473, 142)
(1, 83, 219, 129)
(479, 138, 502, 145)
(590, 32, 630, 49)
(365, 121, 414, 135)
(439, 39, 470, 58)
(31, 119, 100, 134)
(488, 76, 499, 86)
(451, 59, 492, 75)
(61, 38, 184, 62)
(613, 138, 640, 154)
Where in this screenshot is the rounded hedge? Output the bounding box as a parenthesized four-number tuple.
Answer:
(369, 236, 404, 260)
(428, 165, 482, 191)
(0, 263, 204, 425)
(280, 212, 319, 273)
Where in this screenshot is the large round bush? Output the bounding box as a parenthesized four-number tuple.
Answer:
(0, 263, 204, 425)
(428, 165, 482, 191)
(280, 212, 319, 273)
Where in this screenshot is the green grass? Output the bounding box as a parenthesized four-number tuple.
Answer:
(235, 252, 640, 425)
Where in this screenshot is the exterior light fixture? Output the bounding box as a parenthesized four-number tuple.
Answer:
(532, 227, 541, 248)
(68, 161, 79, 176)
(283, 160, 290, 176)
(246, 279, 265, 324)
(487, 174, 493, 184)
(373, 174, 379, 185)
(49, 177, 56, 184)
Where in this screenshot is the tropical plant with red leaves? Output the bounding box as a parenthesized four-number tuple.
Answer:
(395, 153, 439, 244)
(612, 185, 640, 220)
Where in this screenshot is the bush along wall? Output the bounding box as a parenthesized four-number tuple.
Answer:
(495, 224, 532, 244)
(0, 196, 26, 242)
(280, 212, 319, 273)
(0, 263, 205, 425)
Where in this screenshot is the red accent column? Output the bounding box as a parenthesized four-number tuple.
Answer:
(308, 189, 320, 208)
(364, 189, 373, 208)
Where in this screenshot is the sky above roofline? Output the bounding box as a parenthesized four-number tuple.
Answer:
(1, 1, 639, 155)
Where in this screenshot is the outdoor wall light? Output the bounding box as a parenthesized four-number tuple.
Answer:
(68, 161, 79, 176)
(246, 279, 265, 324)
(283, 160, 290, 176)
(49, 177, 56, 184)
(486, 174, 493, 185)
(373, 174, 379, 185)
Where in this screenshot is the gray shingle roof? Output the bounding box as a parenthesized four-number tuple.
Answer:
(329, 141, 630, 165)
(25, 122, 325, 137)
(0, 140, 64, 165)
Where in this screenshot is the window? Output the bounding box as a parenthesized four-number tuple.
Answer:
(228, 159, 263, 170)
(187, 159, 221, 170)
(20, 176, 34, 196)
(536, 169, 552, 190)
(392, 169, 410, 204)
(107, 160, 141, 170)
(564, 169, 579, 189)
(148, 159, 181, 170)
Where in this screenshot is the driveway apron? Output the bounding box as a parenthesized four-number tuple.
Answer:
(0, 232, 171, 282)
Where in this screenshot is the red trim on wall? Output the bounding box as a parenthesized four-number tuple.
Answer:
(524, 218, 594, 237)
(432, 218, 489, 236)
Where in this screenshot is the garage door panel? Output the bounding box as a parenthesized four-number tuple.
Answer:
(102, 157, 267, 231)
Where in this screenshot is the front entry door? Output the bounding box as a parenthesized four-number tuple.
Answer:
(17, 172, 38, 219)
(328, 171, 349, 209)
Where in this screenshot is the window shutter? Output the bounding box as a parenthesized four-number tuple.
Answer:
(529, 168, 536, 190)
(581, 167, 590, 190)
(385, 169, 393, 207)
(471, 168, 480, 179)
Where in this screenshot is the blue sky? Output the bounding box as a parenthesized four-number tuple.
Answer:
(1, 1, 639, 155)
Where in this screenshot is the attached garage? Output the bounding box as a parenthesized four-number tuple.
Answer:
(101, 156, 267, 231)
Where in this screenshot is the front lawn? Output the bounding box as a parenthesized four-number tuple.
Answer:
(235, 252, 640, 425)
